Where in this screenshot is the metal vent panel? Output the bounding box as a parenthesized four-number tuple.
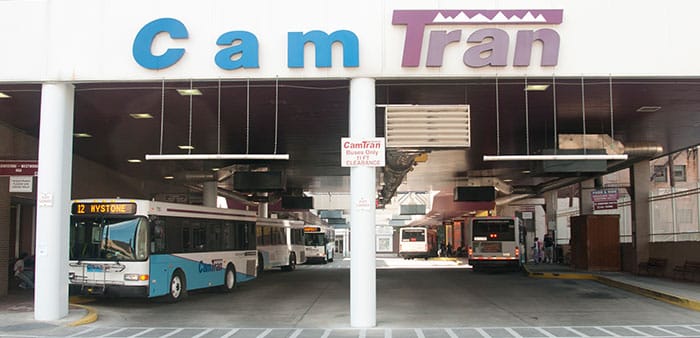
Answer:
(385, 105, 470, 148)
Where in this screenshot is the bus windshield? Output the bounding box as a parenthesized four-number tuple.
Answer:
(70, 216, 149, 261)
(304, 233, 325, 246)
(472, 219, 515, 241)
(401, 229, 425, 242)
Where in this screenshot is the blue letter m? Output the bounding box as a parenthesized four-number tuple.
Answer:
(287, 30, 359, 68)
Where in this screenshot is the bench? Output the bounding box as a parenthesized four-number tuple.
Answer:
(672, 261, 700, 281)
(638, 257, 667, 277)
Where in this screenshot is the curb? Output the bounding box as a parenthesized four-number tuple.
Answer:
(67, 296, 98, 327)
(524, 266, 700, 312)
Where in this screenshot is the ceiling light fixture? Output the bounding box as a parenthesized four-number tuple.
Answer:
(211, 168, 220, 171)
(178, 145, 195, 150)
(0, 92, 11, 99)
(163, 176, 174, 180)
(146, 154, 290, 160)
(127, 159, 142, 163)
(129, 113, 154, 119)
(524, 84, 550, 91)
(176, 88, 202, 96)
(636, 106, 661, 113)
(73, 133, 92, 138)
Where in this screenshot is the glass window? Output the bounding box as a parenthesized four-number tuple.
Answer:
(653, 165, 667, 182)
(673, 165, 687, 182)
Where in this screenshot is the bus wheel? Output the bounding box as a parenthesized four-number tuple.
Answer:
(282, 253, 296, 272)
(328, 254, 333, 263)
(221, 264, 237, 292)
(168, 270, 187, 302)
(257, 253, 264, 276)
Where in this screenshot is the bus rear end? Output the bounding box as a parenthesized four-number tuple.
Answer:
(399, 227, 433, 259)
(468, 217, 521, 271)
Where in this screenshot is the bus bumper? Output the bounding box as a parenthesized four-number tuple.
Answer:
(70, 283, 149, 298)
(469, 259, 521, 268)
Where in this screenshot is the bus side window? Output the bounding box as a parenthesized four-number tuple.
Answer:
(150, 218, 166, 254)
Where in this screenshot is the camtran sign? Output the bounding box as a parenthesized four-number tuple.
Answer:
(132, 9, 561, 71)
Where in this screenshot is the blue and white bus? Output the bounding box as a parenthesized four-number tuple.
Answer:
(304, 224, 335, 264)
(68, 199, 258, 302)
(256, 218, 306, 273)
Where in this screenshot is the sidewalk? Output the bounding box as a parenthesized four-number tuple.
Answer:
(0, 286, 92, 333)
(524, 262, 700, 311)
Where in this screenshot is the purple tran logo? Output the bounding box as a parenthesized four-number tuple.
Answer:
(392, 10, 563, 68)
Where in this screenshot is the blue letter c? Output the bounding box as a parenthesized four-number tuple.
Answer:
(133, 18, 188, 70)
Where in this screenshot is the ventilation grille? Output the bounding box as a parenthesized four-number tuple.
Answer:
(385, 105, 470, 148)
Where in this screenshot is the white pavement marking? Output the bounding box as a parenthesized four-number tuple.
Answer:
(653, 326, 683, 336)
(320, 329, 331, 338)
(220, 328, 240, 338)
(359, 329, 366, 338)
(415, 328, 425, 338)
(98, 327, 127, 338)
(445, 328, 458, 338)
(192, 328, 214, 338)
(159, 328, 184, 338)
(561, 328, 582, 337)
(504, 328, 523, 338)
(385, 328, 392, 338)
(622, 327, 651, 337)
(475, 328, 492, 338)
(566, 327, 591, 337)
(288, 329, 303, 338)
(595, 327, 621, 337)
(683, 325, 700, 333)
(534, 328, 557, 338)
(255, 328, 272, 338)
(68, 327, 96, 337)
(130, 328, 154, 337)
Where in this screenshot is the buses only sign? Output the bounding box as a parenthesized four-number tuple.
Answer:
(341, 138, 385, 167)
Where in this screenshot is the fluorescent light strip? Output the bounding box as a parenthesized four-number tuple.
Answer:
(177, 89, 202, 96)
(0, 92, 11, 99)
(129, 113, 154, 119)
(483, 154, 628, 161)
(145, 154, 290, 160)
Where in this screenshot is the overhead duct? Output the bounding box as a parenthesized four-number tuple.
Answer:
(378, 150, 421, 205)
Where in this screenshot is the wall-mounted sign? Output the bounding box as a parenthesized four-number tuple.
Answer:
(341, 137, 385, 167)
(0, 160, 38, 176)
(592, 188, 619, 210)
(9, 176, 33, 193)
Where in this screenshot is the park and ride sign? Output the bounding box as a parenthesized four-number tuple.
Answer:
(341, 138, 385, 167)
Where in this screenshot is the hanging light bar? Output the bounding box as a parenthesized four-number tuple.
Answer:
(483, 154, 628, 161)
(145, 154, 290, 160)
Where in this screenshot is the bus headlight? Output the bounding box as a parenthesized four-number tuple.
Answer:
(124, 274, 149, 281)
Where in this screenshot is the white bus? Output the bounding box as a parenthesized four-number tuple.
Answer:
(398, 226, 438, 259)
(68, 199, 258, 302)
(466, 216, 523, 271)
(304, 224, 335, 263)
(256, 218, 307, 273)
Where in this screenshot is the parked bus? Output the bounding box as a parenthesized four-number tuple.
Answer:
(304, 224, 334, 263)
(256, 218, 306, 273)
(398, 226, 438, 259)
(466, 216, 522, 271)
(68, 199, 257, 302)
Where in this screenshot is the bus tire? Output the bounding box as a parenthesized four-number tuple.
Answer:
(167, 270, 187, 302)
(257, 253, 264, 276)
(221, 264, 237, 292)
(282, 253, 296, 272)
(328, 254, 333, 263)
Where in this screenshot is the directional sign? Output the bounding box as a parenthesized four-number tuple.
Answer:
(0, 160, 38, 176)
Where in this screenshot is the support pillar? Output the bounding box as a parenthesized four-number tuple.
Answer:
(578, 179, 596, 214)
(349, 78, 376, 328)
(202, 181, 217, 208)
(631, 160, 651, 271)
(0, 178, 9, 297)
(35, 83, 74, 320)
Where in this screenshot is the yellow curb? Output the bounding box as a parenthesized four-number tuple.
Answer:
(67, 296, 98, 327)
(525, 266, 700, 312)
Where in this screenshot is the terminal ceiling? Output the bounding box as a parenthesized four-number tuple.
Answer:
(1, 77, 699, 208)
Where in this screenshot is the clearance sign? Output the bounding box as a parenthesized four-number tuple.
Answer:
(341, 138, 385, 167)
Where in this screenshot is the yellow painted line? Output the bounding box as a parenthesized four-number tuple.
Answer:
(524, 266, 700, 312)
(68, 296, 98, 327)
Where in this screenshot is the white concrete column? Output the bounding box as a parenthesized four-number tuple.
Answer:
(544, 190, 558, 232)
(631, 160, 651, 270)
(202, 181, 218, 207)
(35, 83, 74, 320)
(349, 78, 376, 328)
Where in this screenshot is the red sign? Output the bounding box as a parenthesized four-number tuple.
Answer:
(0, 161, 38, 176)
(594, 201, 618, 210)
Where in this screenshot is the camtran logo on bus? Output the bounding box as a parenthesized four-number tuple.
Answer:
(132, 10, 562, 71)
